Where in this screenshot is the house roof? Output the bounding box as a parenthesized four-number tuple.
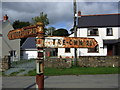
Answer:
(103, 39, 120, 44)
(21, 37, 36, 49)
(77, 13, 120, 28)
(0, 20, 12, 33)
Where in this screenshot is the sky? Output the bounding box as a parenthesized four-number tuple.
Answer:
(0, 0, 119, 33)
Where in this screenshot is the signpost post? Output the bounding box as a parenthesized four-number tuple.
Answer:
(8, 22, 98, 89)
(36, 22, 44, 90)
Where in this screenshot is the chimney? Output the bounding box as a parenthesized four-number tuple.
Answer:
(78, 11, 81, 17)
(3, 14, 8, 21)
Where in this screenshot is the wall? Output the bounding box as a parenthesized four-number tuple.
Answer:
(44, 58, 72, 68)
(118, 27, 120, 38)
(0, 56, 10, 71)
(77, 56, 119, 67)
(0, 37, 2, 59)
(0, 22, 2, 59)
(44, 56, 119, 68)
(58, 27, 119, 57)
(100, 27, 119, 40)
(21, 49, 37, 59)
(2, 21, 20, 61)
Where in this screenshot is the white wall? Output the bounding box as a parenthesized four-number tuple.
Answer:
(0, 37, 2, 60)
(2, 21, 20, 60)
(22, 50, 37, 60)
(118, 27, 120, 38)
(58, 27, 116, 57)
(0, 22, 2, 60)
(100, 27, 119, 40)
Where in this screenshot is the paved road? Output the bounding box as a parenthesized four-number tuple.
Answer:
(1, 74, 119, 89)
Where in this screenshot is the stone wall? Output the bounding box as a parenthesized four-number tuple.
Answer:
(77, 56, 119, 67)
(0, 56, 10, 71)
(44, 58, 72, 68)
(44, 56, 120, 68)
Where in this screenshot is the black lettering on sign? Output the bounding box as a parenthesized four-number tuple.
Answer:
(79, 40, 83, 46)
(86, 40, 89, 46)
(63, 40, 66, 45)
(74, 40, 78, 45)
(53, 39, 55, 45)
(89, 40, 93, 46)
(32, 28, 36, 34)
(69, 40, 72, 45)
(58, 39, 61, 45)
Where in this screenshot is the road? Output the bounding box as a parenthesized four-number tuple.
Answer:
(1, 74, 119, 89)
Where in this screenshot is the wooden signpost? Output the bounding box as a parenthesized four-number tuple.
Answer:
(36, 37, 97, 48)
(8, 22, 98, 90)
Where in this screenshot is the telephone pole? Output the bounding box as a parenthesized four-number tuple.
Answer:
(73, 0, 77, 66)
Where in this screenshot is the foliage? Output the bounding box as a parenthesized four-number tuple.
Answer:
(70, 28, 74, 34)
(9, 69, 25, 76)
(12, 20, 31, 46)
(53, 28, 69, 36)
(46, 27, 56, 36)
(32, 12, 49, 26)
(11, 59, 35, 66)
(24, 69, 36, 76)
(12, 20, 30, 29)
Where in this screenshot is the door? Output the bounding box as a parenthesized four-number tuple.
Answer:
(107, 45, 113, 56)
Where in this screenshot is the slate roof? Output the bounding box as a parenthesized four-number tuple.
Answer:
(21, 14, 120, 49)
(103, 39, 120, 44)
(21, 37, 36, 49)
(78, 14, 120, 28)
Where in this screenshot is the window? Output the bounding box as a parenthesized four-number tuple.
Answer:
(9, 50, 16, 57)
(106, 28, 113, 36)
(65, 48, 70, 53)
(88, 28, 99, 36)
(88, 45, 99, 53)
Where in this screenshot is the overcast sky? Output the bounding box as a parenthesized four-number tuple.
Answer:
(1, 1, 119, 32)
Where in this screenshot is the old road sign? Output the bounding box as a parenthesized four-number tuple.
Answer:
(7, 23, 44, 40)
(7, 22, 98, 48)
(36, 37, 98, 48)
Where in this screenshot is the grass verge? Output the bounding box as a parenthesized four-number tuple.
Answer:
(11, 59, 35, 66)
(25, 67, 119, 76)
(9, 69, 25, 76)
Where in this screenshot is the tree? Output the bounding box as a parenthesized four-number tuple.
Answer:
(53, 28, 69, 36)
(12, 20, 31, 46)
(70, 28, 74, 34)
(13, 20, 30, 29)
(32, 12, 49, 26)
(47, 27, 56, 36)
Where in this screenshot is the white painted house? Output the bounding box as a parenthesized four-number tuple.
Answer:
(21, 37, 57, 60)
(20, 37, 37, 59)
(0, 15, 20, 61)
(58, 13, 120, 58)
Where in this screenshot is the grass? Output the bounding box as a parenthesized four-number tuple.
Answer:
(24, 69, 36, 76)
(9, 69, 25, 76)
(0, 72, 2, 76)
(11, 59, 35, 66)
(25, 67, 119, 76)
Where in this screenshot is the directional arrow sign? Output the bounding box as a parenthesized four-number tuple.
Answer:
(36, 36, 98, 48)
(7, 22, 44, 40)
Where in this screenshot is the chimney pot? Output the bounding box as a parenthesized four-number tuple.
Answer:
(4, 14, 8, 21)
(78, 11, 81, 16)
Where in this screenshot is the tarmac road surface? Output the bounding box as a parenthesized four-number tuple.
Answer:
(1, 74, 119, 89)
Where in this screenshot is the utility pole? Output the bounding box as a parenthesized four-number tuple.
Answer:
(73, 0, 77, 66)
